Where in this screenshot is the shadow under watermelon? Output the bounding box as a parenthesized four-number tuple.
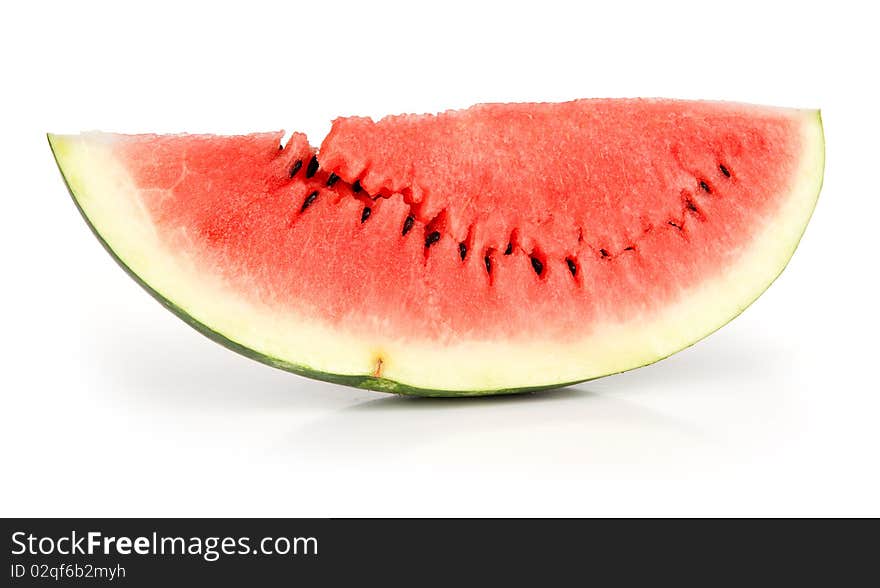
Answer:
(275, 386, 716, 470)
(273, 330, 788, 468)
(88, 306, 787, 470)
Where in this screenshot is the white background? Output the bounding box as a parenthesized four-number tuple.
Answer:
(1, 1, 878, 516)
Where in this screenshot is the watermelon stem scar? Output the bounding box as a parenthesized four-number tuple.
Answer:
(48, 99, 825, 396)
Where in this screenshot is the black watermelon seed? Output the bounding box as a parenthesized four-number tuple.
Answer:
(623, 246, 636, 252)
(402, 215, 415, 236)
(352, 180, 362, 193)
(289, 159, 303, 178)
(668, 221, 682, 230)
(599, 248, 610, 258)
(459, 243, 467, 260)
(531, 257, 544, 276)
(685, 198, 699, 213)
(326, 173, 340, 187)
(305, 156, 319, 178)
(504, 242, 513, 255)
(425, 231, 441, 248)
(719, 164, 731, 178)
(300, 191, 318, 212)
(566, 258, 577, 276)
(361, 206, 371, 223)
(484, 255, 492, 274)
(699, 180, 711, 193)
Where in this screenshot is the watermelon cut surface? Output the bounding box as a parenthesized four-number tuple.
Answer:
(49, 99, 825, 396)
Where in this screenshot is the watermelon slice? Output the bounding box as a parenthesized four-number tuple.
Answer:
(48, 99, 824, 396)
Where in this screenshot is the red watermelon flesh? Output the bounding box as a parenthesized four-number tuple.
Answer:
(49, 99, 824, 395)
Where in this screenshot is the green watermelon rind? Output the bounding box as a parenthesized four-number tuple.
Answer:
(48, 112, 824, 397)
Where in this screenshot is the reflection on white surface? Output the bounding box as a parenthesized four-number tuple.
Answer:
(87, 313, 792, 475)
(281, 389, 709, 470)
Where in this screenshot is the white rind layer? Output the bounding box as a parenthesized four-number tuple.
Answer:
(49, 112, 824, 393)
